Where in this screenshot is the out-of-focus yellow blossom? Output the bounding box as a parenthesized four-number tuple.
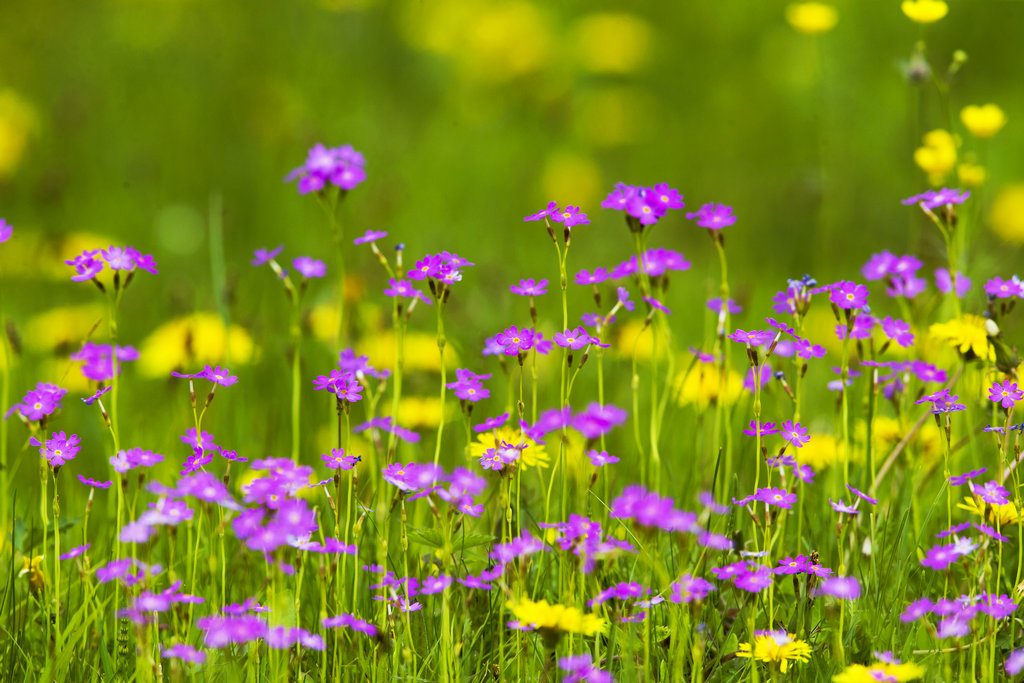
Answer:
(673, 363, 743, 408)
(507, 598, 605, 636)
(395, 396, 444, 429)
(958, 496, 1019, 525)
(19, 555, 45, 593)
(929, 316, 993, 362)
(470, 426, 548, 470)
(572, 14, 651, 73)
(737, 631, 812, 674)
(0, 89, 38, 179)
(541, 153, 602, 213)
(857, 416, 940, 462)
(614, 319, 670, 360)
(794, 433, 859, 470)
(957, 162, 986, 188)
(138, 313, 256, 377)
(913, 130, 956, 185)
(24, 305, 106, 352)
(833, 660, 924, 682)
(785, 3, 838, 35)
(578, 87, 650, 147)
(356, 330, 457, 373)
(901, 0, 948, 23)
(399, 1, 553, 83)
(960, 104, 1006, 138)
(990, 184, 1024, 245)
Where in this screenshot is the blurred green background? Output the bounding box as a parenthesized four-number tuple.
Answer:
(1, 0, 1023, 468)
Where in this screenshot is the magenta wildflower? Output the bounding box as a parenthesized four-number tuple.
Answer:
(78, 475, 112, 489)
(670, 575, 715, 603)
(550, 205, 590, 228)
(6, 382, 66, 421)
(774, 556, 811, 575)
(755, 487, 797, 509)
(495, 325, 534, 356)
(553, 327, 592, 350)
(972, 480, 1011, 506)
(935, 268, 971, 297)
(286, 143, 365, 194)
(845, 484, 878, 506)
(989, 380, 1023, 409)
(574, 267, 608, 285)
(60, 544, 90, 560)
(65, 250, 105, 282)
(921, 543, 960, 570)
(643, 296, 672, 315)
(698, 491, 729, 514)
(829, 499, 860, 515)
(510, 278, 548, 296)
(321, 448, 361, 470)
(743, 420, 780, 437)
(30, 431, 80, 467)
(474, 413, 509, 432)
(252, 245, 283, 266)
(524, 201, 559, 221)
(936, 522, 972, 538)
(0, 219, 10, 243)
(163, 644, 206, 664)
(586, 449, 619, 467)
(1007, 649, 1024, 675)
(626, 190, 664, 225)
(948, 468, 986, 485)
(728, 329, 775, 346)
(974, 522, 1011, 543)
(985, 276, 1021, 299)
(881, 316, 915, 347)
(573, 402, 627, 438)
(354, 229, 387, 244)
(780, 420, 809, 447)
(686, 203, 736, 229)
(900, 597, 934, 622)
(902, 187, 970, 210)
(446, 368, 491, 402)
(818, 576, 861, 600)
(829, 280, 869, 309)
(734, 565, 773, 592)
(383, 277, 431, 304)
(292, 256, 326, 279)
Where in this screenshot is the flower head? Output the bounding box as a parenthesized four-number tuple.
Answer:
(285, 143, 365, 194)
(30, 431, 81, 467)
(685, 203, 736, 229)
(736, 631, 812, 674)
(506, 598, 605, 637)
(961, 104, 1006, 138)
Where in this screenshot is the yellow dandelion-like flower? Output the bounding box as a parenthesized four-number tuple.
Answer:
(957, 162, 986, 188)
(834, 660, 924, 682)
(901, 0, 948, 24)
(470, 426, 549, 470)
(737, 631, 812, 674)
(929, 315, 994, 362)
(137, 312, 256, 377)
(913, 129, 956, 185)
(961, 104, 1006, 139)
(19, 555, 45, 593)
(785, 3, 838, 35)
(957, 496, 1020, 525)
(506, 598, 606, 636)
(673, 362, 743, 408)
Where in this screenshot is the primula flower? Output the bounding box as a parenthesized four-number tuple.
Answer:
(558, 653, 613, 683)
(65, 250, 105, 282)
(0, 218, 10, 243)
(382, 278, 431, 304)
(553, 327, 592, 350)
(321, 448, 361, 470)
(829, 499, 860, 515)
(292, 256, 326, 279)
(30, 431, 80, 467)
(728, 329, 775, 346)
(780, 420, 809, 447)
(670, 575, 715, 603)
(574, 267, 608, 285)
(846, 484, 878, 505)
(935, 268, 971, 297)
(920, 543, 961, 570)
(707, 297, 742, 314)
(818, 576, 861, 600)
(971, 480, 1010, 506)
(774, 556, 812, 574)
(60, 544, 90, 560)
(285, 143, 365, 194)
(510, 278, 548, 296)
(737, 631, 812, 674)
(881, 317, 915, 347)
(685, 203, 736, 229)
(743, 420, 780, 436)
(550, 205, 590, 228)
(984, 276, 1021, 299)
(6, 382, 67, 422)
(474, 413, 509, 432)
(586, 450, 619, 467)
(989, 380, 1023, 409)
(71, 343, 139, 382)
(829, 280, 869, 309)
(252, 245, 283, 266)
(78, 475, 112, 489)
(353, 229, 387, 244)
(162, 644, 206, 664)
(523, 201, 559, 222)
(496, 325, 534, 356)
(903, 188, 969, 211)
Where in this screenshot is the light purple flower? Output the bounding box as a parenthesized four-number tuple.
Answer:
(686, 203, 735, 229)
(293, 256, 326, 279)
(354, 230, 387, 245)
(510, 278, 548, 296)
(818, 576, 861, 600)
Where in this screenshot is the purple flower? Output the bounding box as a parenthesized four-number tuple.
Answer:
(935, 268, 971, 297)
(71, 343, 139, 382)
(974, 522, 1011, 543)
(1007, 649, 1024, 676)
(829, 281, 869, 309)
(948, 468, 986, 486)
(755, 487, 797, 509)
(626, 191, 665, 225)
(707, 297, 742, 314)
(989, 380, 1023, 409)
(900, 597, 934, 622)
(774, 556, 812, 574)
(985, 276, 1022, 299)
(510, 278, 548, 296)
(818, 576, 861, 600)
(420, 575, 453, 594)
(734, 565, 773, 592)
(354, 230, 387, 245)
(643, 296, 672, 315)
(321, 448, 361, 470)
(322, 613, 378, 636)
(474, 413, 509, 432)
(728, 329, 775, 346)
(601, 183, 635, 211)
(743, 420, 780, 437)
(285, 143, 366, 194)
(573, 402, 627, 439)
(82, 386, 112, 405)
(495, 325, 534, 356)
(30, 431, 81, 467)
(586, 449, 619, 467)
(60, 544, 90, 560)
(972, 480, 1011, 506)
(780, 420, 809, 447)
(902, 188, 970, 210)
(575, 267, 608, 285)
(880, 316, 914, 347)
(252, 245, 283, 266)
(845, 484, 878, 505)
(0, 219, 11, 243)
(65, 250, 105, 282)
(163, 644, 206, 664)
(553, 327, 592, 350)
(292, 256, 326, 279)
(921, 543, 960, 570)
(829, 499, 860, 515)
(550, 205, 590, 228)
(936, 522, 972, 538)
(6, 383, 66, 421)
(383, 277, 431, 304)
(78, 475, 112, 489)
(686, 203, 736, 229)
(446, 368, 491, 402)
(524, 201, 559, 222)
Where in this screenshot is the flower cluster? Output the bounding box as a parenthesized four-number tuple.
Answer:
(65, 246, 158, 282)
(601, 182, 685, 227)
(285, 143, 366, 194)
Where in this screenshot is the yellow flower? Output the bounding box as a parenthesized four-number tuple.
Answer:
(957, 162, 986, 188)
(961, 104, 1007, 139)
(991, 183, 1024, 244)
(929, 315, 994, 362)
(673, 362, 743, 408)
(137, 312, 256, 377)
(901, 0, 948, 23)
(19, 555, 45, 593)
(913, 129, 956, 185)
(572, 13, 651, 73)
(834, 660, 924, 682)
(0, 89, 39, 179)
(957, 496, 1019, 525)
(795, 433, 860, 470)
(506, 598, 605, 636)
(395, 396, 444, 428)
(470, 426, 549, 470)
(737, 631, 812, 674)
(857, 416, 940, 462)
(785, 3, 838, 35)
